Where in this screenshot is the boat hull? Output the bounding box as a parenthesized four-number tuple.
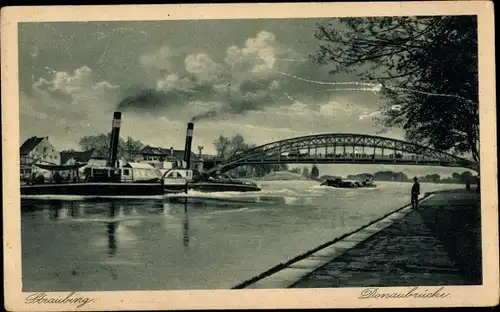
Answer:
(188, 182, 261, 192)
(321, 183, 376, 188)
(163, 184, 188, 194)
(320, 178, 376, 188)
(21, 182, 164, 197)
(322, 185, 377, 189)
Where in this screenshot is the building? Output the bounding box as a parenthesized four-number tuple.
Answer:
(60, 149, 96, 165)
(138, 145, 197, 169)
(59, 149, 113, 180)
(20, 136, 60, 178)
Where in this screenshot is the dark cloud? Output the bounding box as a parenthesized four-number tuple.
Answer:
(117, 88, 170, 111)
(190, 91, 275, 122)
(116, 83, 214, 112)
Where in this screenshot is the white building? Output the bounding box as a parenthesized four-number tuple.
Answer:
(20, 136, 60, 178)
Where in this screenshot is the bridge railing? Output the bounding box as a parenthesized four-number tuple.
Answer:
(208, 152, 477, 173)
(240, 153, 446, 162)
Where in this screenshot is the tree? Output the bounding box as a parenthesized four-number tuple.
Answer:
(230, 134, 248, 156)
(79, 133, 114, 158)
(460, 171, 473, 183)
(213, 133, 277, 177)
(302, 167, 310, 177)
(124, 136, 144, 161)
(424, 174, 441, 183)
(310, 165, 320, 178)
(314, 16, 479, 161)
(213, 135, 233, 160)
(274, 164, 289, 171)
(78, 133, 144, 160)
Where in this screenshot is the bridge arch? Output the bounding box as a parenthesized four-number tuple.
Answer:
(205, 133, 478, 174)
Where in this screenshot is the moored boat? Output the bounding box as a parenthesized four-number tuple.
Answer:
(190, 172, 261, 192)
(162, 169, 261, 193)
(21, 112, 165, 199)
(321, 175, 376, 188)
(161, 168, 192, 194)
(160, 121, 261, 194)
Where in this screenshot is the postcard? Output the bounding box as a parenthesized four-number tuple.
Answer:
(2, 2, 499, 310)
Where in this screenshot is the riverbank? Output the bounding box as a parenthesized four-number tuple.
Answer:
(258, 171, 312, 181)
(235, 188, 481, 288)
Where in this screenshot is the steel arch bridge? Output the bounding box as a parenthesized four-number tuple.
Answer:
(204, 133, 478, 174)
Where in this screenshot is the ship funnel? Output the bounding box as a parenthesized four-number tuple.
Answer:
(183, 122, 194, 169)
(107, 112, 122, 168)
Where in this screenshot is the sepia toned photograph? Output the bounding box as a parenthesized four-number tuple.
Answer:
(2, 2, 498, 310)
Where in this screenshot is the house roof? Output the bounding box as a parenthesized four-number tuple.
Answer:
(140, 145, 196, 159)
(141, 145, 170, 155)
(20, 136, 46, 155)
(60, 149, 95, 164)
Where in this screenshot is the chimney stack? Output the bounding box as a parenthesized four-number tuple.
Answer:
(183, 122, 194, 169)
(107, 112, 122, 168)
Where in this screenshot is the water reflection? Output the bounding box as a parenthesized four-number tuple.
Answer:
(107, 203, 118, 257)
(183, 208, 189, 248)
(49, 202, 62, 221)
(69, 202, 78, 218)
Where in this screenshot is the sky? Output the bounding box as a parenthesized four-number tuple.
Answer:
(17, 19, 468, 178)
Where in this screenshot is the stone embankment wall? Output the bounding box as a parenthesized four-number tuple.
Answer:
(418, 192, 482, 284)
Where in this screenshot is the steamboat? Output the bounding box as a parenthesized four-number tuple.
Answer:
(21, 112, 165, 199)
(161, 121, 261, 194)
(21, 114, 261, 199)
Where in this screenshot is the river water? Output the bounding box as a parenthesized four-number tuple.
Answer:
(21, 180, 463, 291)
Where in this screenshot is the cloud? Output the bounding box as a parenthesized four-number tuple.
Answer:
(126, 30, 302, 121)
(184, 54, 225, 83)
(139, 45, 175, 71)
(358, 110, 382, 120)
(269, 80, 280, 90)
(319, 100, 359, 116)
(29, 66, 120, 116)
(20, 66, 123, 148)
(156, 74, 196, 92)
(358, 105, 401, 120)
(224, 30, 285, 80)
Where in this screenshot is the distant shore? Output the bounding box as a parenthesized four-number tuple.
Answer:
(258, 171, 315, 181)
(255, 171, 471, 186)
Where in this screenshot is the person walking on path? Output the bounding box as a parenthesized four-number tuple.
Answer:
(465, 178, 471, 191)
(411, 177, 420, 209)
